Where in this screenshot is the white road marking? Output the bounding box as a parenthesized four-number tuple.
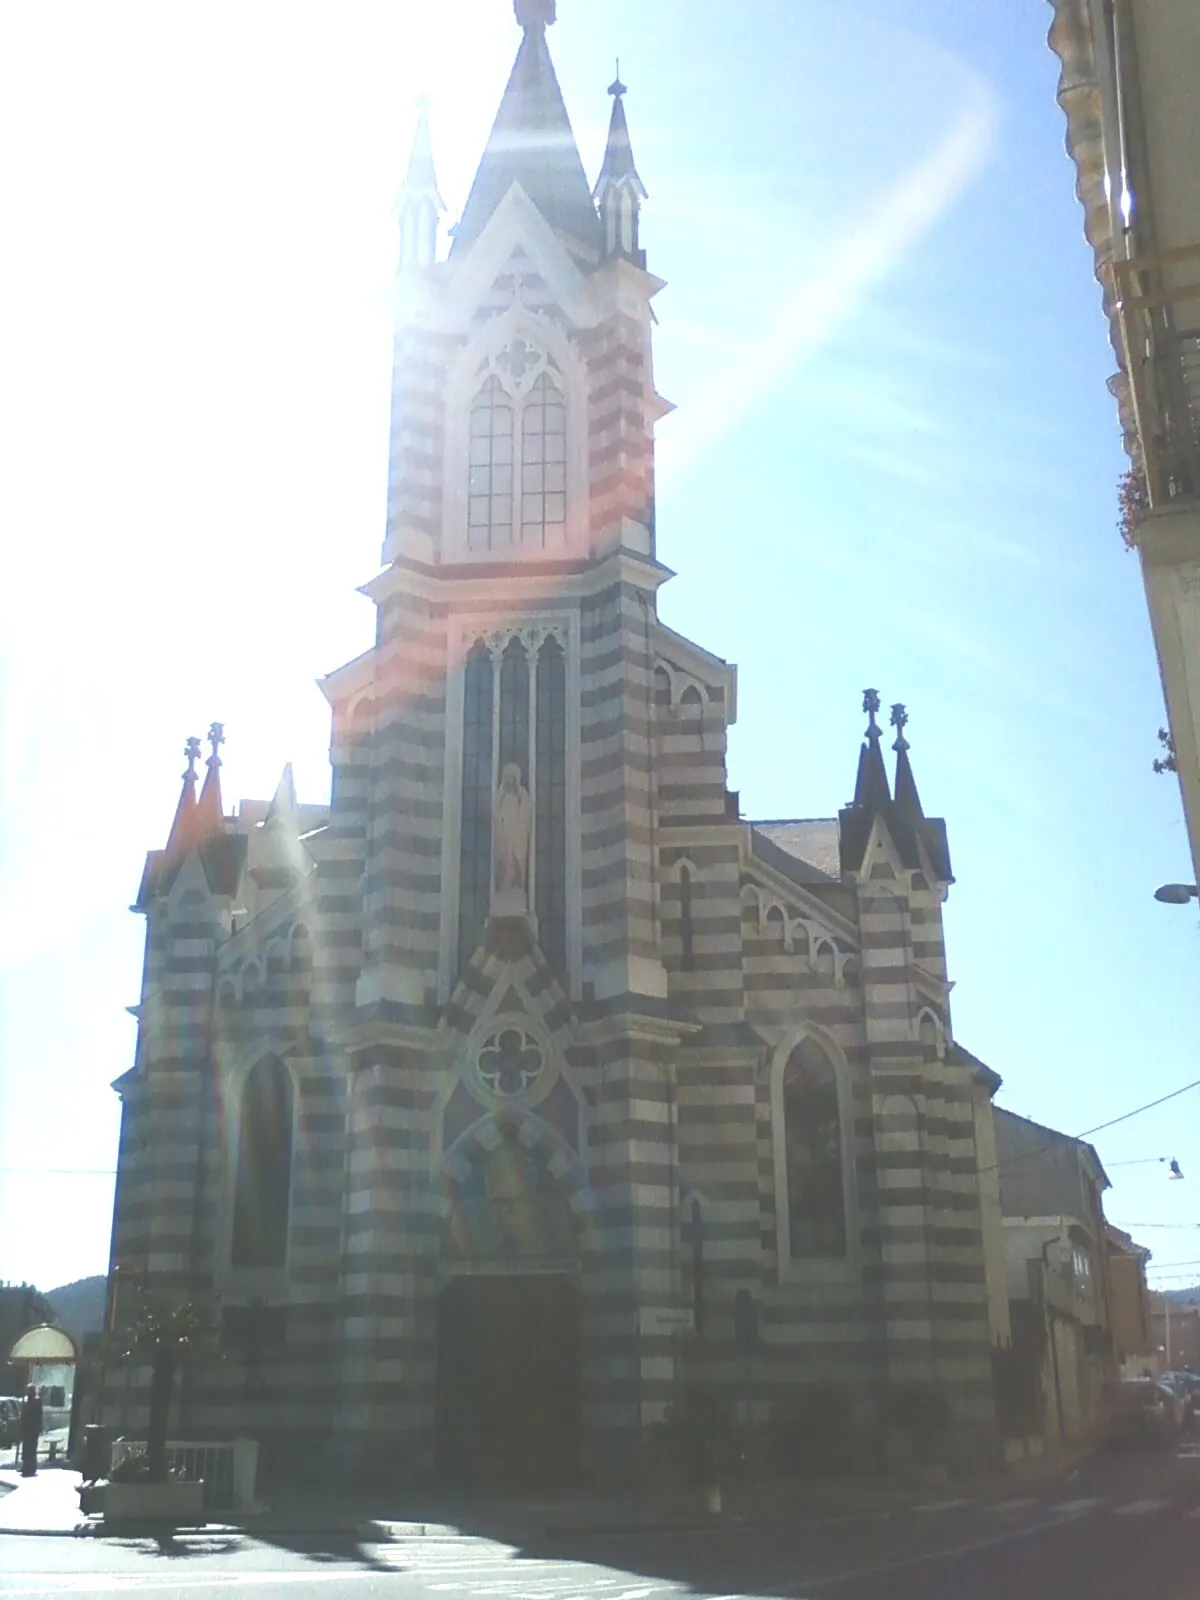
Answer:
(985, 1498, 1039, 1514)
(1113, 1497, 1171, 1516)
(0, 1577, 379, 1596)
(1051, 1496, 1106, 1515)
(913, 1497, 972, 1513)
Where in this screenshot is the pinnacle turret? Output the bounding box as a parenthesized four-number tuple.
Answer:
(594, 68, 647, 264)
(396, 102, 444, 269)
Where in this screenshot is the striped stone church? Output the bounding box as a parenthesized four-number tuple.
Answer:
(106, 0, 1004, 1484)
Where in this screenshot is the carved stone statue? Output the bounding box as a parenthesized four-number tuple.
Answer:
(492, 761, 532, 912)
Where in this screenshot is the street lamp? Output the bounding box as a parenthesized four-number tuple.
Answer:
(1154, 883, 1198, 903)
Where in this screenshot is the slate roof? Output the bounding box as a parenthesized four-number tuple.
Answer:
(452, 23, 602, 258)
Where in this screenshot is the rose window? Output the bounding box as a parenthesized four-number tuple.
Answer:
(477, 1026, 544, 1097)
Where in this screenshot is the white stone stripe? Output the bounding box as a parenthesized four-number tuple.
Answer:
(1113, 1497, 1171, 1516)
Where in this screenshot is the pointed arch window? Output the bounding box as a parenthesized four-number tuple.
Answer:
(231, 1056, 294, 1269)
(468, 377, 514, 551)
(458, 642, 495, 975)
(456, 629, 568, 984)
(781, 1038, 847, 1261)
(464, 347, 568, 553)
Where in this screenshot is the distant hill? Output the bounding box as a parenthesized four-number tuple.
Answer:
(45, 1275, 107, 1345)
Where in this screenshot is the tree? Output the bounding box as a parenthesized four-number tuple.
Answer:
(109, 1298, 210, 1482)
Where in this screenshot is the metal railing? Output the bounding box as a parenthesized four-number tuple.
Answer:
(109, 1437, 258, 1513)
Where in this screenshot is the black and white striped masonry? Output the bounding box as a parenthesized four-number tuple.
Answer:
(106, 5, 1004, 1485)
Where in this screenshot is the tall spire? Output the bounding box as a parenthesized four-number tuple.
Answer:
(890, 703, 924, 818)
(396, 101, 444, 269)
(853, 689, 891, 809)
(196, 721, 226, 837)
(452, 5, 602, 258)
(165, 736, 203, 859)
(594, 67, 648, 263)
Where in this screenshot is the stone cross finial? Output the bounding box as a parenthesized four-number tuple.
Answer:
(890, 702, 909, 752)
(206, 721, 225, 765)
(862, 688, 881, 736)
(514, 0, 556, 27)
(609, 59, 626, 98)
(183, 736, 202, 778)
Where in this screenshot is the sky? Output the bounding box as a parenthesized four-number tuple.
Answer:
(1, 0, 1198, 1299)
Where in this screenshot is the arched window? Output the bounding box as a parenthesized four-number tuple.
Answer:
(458, 642, 495, 974)
(456, 631, 568, 982)
(534, 635, 567, 977)
(231, 1056, 294, 1269)
(467, 377, 514, 551)
(463, 352, 568, 555)
(679, 865, 695, 970)
(782, 1038, 847, 1261)
(520, 373, 567, 547)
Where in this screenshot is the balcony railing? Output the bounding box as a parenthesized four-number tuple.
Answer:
(1113, 241, 1200, 506)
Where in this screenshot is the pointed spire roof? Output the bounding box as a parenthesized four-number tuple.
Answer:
(165, 736, 203, 859)
(595, 69, 646, 198)
(452, 9, 602, 258)
(396, 100, 445, 267)
(890, 704, 954, 884)
(266, 761, 298, 825)
(195, 721, 226, 838)
(400, 100, 443, 208)
(889, 703, 923, 818)
(853, 689, 891, 809)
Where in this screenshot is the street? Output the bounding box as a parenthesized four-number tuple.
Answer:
(1, 1442, 1198, 1600)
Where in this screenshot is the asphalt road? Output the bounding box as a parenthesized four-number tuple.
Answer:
(1, 1439, 1197, 1599)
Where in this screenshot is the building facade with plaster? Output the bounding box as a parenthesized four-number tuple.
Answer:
(106, 2, 1003, 1483)
(1048, 0, 1200, 883)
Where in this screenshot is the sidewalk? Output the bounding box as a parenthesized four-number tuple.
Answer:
(0, 1442, 1092, 1542)
(0, 1468, 88, 1537)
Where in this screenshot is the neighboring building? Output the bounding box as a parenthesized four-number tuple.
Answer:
(993, 1110, 1114, 1442)
(1047, 2, 1200, 882)
(1150, 1294, 1200, 1372)
(105, 2, 1005, 1483)
(1105, 1225, 1154, 1375)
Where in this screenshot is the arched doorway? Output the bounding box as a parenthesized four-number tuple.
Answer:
(435, 1124, 582, 1489)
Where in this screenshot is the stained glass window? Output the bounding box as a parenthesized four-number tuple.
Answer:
(497, 636, 530, 782)
(782, 1039, 847, 1260)
(231, 1056, 293, 1269)
(467, 377, 514, 551)
(535, 635, 567, 978)
(458, 642, 494, 975)
(519, 374, 567, 547)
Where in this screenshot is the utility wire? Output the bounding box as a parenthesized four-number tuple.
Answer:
(984, 1076, 1200, 1177)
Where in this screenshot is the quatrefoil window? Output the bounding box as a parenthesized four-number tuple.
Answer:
(477, 1026, 544, 1097)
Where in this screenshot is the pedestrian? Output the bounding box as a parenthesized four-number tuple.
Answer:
(19, 1384, 42, 1478)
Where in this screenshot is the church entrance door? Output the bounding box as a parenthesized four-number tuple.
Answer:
(435, 1273, 581, 1490)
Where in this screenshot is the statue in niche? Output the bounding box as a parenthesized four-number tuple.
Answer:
(492, 761, 532, 913)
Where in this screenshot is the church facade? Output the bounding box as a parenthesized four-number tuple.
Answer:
(106, 1, 1004, 1484)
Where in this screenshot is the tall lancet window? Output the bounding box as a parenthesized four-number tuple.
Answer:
(455, 629, 569, 983)
(458, 643, 495, 974)
(231, 1056, 294, 1269)
(468, 377, 514, 551)
(463, 343, 569, 554)
(782, 1039, 847, 1260)
(535, 635, 567, 976)
(520, 374, 567, 547)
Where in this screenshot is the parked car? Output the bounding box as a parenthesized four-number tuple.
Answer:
(0, 1397, 21, 1448)
(1101, 1379, 1181, 1444)
(1161, 1371, 1200, 1423)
